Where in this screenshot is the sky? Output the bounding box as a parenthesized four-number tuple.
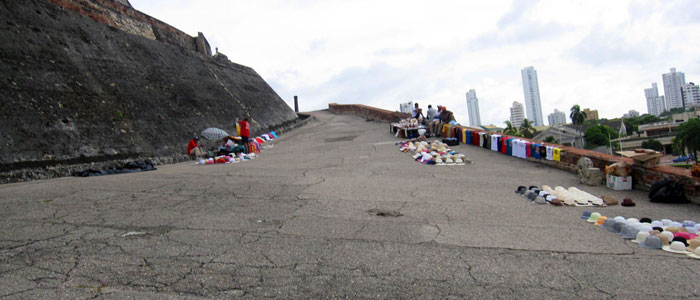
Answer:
(130, 0, 700, 126)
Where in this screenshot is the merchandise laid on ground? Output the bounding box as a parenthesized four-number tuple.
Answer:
(397, 138, 469, 166)
(514, 185, 629, 206)
(404, 123, 566, 162)
(581, 212, 700, 259)
(197, 131, 278, 165)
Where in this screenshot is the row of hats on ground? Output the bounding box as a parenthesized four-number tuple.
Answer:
(516, 185, 635, 207)
(397, 139, 467, 165)
(583, 211, 700, 258)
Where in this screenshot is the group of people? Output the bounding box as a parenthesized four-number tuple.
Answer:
(411, 103, 456, 137)
(186, 117, 251, 159)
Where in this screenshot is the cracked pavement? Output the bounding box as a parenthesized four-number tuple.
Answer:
(1, 110, 700, 299)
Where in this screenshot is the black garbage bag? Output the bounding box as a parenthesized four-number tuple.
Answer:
(648, 179, 689, 203)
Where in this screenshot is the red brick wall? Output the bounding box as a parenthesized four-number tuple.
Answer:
(329, 103, 700, 201)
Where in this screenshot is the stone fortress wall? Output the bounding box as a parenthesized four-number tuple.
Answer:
(0, 0, 300, 182)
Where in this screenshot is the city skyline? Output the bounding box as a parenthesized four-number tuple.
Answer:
(130, 1, 700, 126)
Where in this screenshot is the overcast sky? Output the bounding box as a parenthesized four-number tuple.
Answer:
(130, 0, 699, 126)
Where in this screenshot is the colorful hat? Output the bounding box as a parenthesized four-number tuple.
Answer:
(674, 232, 696, 241)
(632, 231, 649, 244)
(662, 241, 690, 254)
(682, 220, 696, 228)
(688, 247, 700, 259)
(640, 235, 663, 250)
(581, 211, 592, 220)
(661, 219, 672, 226)
(587, 212, 601, 223)
(594, 216, 608, 226)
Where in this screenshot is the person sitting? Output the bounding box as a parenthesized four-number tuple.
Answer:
(436, 106, 456, 137)
(412, 103, 425, 121)
(187, 136, 204, 158)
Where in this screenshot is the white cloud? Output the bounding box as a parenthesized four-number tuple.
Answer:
(130, 0, 700, 125)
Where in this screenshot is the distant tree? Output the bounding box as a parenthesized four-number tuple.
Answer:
(519, 119, 535, 138)
(570, 105, 587, 148)
(503, 121, 517, 135)
(675, 118, 700, 162)
(584, 124, 618, 148)
(641, 139, 664, 151)
(544, 136, 559, 144)
(623, 119, 638, 135)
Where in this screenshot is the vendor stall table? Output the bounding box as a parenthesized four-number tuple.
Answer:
(391, 123, 427, 138)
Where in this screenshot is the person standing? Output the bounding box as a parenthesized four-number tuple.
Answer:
(431, 105, 443, 137)
(425, 105, 437, 123)
(238, 117, 250, 153)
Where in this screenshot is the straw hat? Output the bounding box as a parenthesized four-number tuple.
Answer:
(662, 241, 690, 254)
(687, 247, 700, 259)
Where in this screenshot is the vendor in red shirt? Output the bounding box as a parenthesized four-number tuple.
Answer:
(238, 117, 250, 153)
(187, 136, 204, 158)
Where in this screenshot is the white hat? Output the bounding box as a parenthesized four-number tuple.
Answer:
(631, 231, 649, 244)
(661, 219, 672, 226)
(658, 231, 674, 242)
(651, 221, 663, 228)
(688, 247, 700, 259)
(662, 241, 690, 254)
(614, 216, 626, 223)
(625, 218, 640, 226)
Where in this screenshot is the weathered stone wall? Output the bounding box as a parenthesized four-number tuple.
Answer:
(0, 0, 298, 177)
(328, 103, 409, 122)
(328, 104, 700, 201)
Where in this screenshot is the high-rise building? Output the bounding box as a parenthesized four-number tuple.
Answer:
(510, 101, 525, 128)
(662, 67, 686, 110)
(622, 110, 640, 119)
(520, 66, 544, 126)
(582, 108, 599, 121)
(682, 82, 700, 109)
(465, 89, 481, 126)
(645, 83, 666, 116)
(547, 109, 566, 126)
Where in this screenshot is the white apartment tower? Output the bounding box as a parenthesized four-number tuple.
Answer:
(683, 82, 700, 108)
(662, 68, 686, 110)
(510, 101, 525, 128)
(645, 83, 666, 116)
(547, 109, 566, 126)
(521, 66, 545, 126)
(465, 89, 481, 126)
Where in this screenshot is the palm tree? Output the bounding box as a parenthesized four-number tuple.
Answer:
(570, 105, 587, 148)
(675, 118, 700, 162)
(519, 119, 535, 138)
(503, 120, 517, 135)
